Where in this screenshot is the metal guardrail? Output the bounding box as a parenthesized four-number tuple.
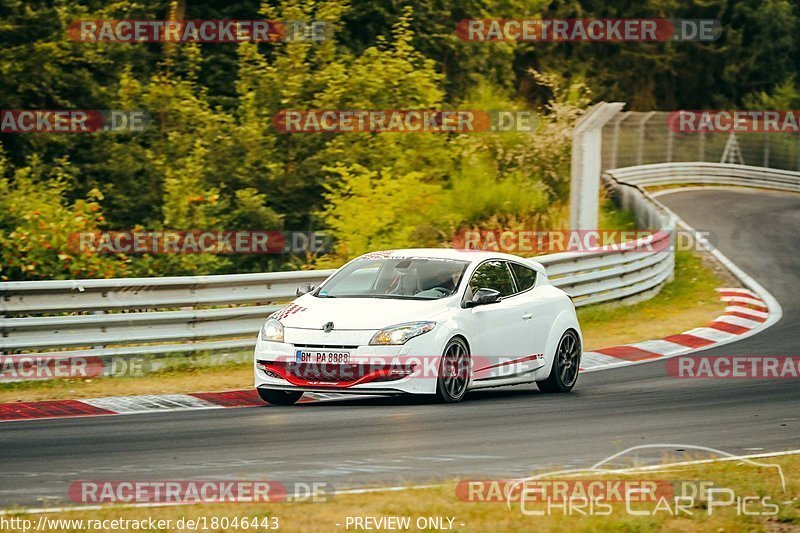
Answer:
(1, 205, 675, 357)
(0, 270, 332, 314)
(0, 270, 334, 357)
(606, 162, 800, 192)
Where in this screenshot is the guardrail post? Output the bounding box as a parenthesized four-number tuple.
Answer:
(796, 135, 800, 170)
(570, 102, 625, 230)
(92, 310, 106, 350)
(666, 127, 674, 163)
(667, 218, 676, 283)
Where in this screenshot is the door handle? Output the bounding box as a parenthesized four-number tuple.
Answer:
(521, 313, 533, 320)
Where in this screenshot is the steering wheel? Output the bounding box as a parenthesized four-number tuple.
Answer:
(414, 286, 450, 298)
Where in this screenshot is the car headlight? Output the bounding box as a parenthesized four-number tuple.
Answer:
(369, 321, 436, 345)
(260, 318, 284, 343)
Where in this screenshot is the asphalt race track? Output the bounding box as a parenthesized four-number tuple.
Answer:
(1, 189, 798, 509)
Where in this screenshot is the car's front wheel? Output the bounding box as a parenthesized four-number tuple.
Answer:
(257, 388, 304, 405)
(537, 330, 581, 393)
(435, 337, 470, 403)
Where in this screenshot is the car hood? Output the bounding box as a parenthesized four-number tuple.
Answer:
(276, 295, 454, 330)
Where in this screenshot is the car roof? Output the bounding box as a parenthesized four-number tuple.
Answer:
(355, 248, 547, 274)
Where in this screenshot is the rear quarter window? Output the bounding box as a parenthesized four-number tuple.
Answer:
(509, 262, 537, 292)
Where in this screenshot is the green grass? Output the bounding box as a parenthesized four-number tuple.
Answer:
(577, 250, 727, 349)
(5, 453, 797, 532)
(598, 195, 639, 231)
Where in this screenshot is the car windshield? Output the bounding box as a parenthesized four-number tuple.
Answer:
(317, 256, 470, 300)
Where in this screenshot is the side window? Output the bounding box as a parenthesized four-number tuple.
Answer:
(469, 261, 516, 297)
(509, 263, 537, 292)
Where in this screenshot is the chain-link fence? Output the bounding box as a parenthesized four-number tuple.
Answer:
(601, 111, 800, 171)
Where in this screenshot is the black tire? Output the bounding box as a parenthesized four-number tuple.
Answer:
(257, 388, 304, 405)
(537, 330, 581, 393)
(435, 337, 471, 403)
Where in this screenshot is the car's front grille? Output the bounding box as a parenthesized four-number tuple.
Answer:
(293, 344, 360, 350)
(257, 360, 416, 385)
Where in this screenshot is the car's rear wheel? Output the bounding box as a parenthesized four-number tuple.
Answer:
(435, 338, 470, 403)
(257, 388, 304, 405)
(537, 330, 581, 393)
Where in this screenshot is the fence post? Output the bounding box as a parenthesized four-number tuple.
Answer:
(763, 136, 770, 168)
(570, 102, 625, 230)
(609, 112, 628, 170)
(636, 112, 656, 166)
(699, 131, 706, 161)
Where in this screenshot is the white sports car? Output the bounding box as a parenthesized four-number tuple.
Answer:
(254, 249, 582, 404)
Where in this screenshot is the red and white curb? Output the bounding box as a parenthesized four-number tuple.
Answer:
(0, 288, 778, 423)
(0, 390, 346, 423)
(580, 287, 774, 372)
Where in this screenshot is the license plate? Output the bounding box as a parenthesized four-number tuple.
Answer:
(295, 350, 351, 364)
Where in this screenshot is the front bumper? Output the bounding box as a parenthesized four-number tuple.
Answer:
(253, 327, 441, 395)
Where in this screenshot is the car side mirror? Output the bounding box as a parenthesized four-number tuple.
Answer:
(296, 283, 317, 297)
(466, 288, 501, 307)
